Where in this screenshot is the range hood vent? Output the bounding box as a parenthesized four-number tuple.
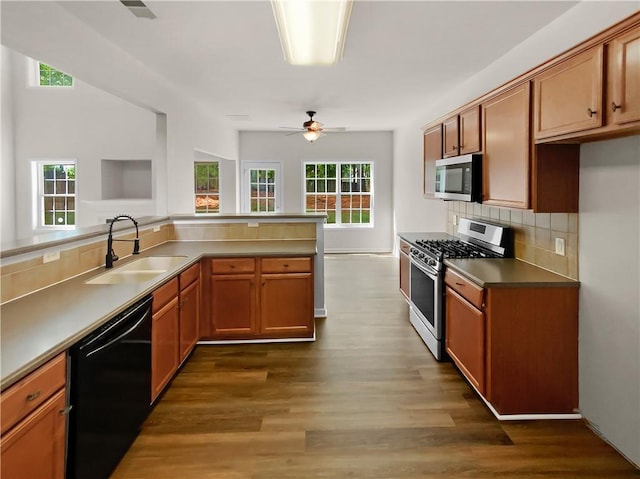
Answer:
(120, 0, 156, 19)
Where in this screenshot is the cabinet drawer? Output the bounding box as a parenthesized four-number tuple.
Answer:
(1, 353, 66, 435)
(211, 258, 255, 274)
(261, 257, 312, 274)
(399, 239, 410, 255)
(445, 269, 483, 309)
(153, 277, 179, 313)
(179, 263, 200, 289)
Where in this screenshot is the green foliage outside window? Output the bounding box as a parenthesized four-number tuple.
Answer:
(39, 63, 73, 87)
(42, 164, 76, 226)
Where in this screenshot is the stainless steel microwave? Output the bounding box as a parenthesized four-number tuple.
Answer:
(434, 154, 482, 202)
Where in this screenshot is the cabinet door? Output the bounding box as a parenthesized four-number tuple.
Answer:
(210, 274, 257, 338)
(533, 46, 604, 139)
(442, 115, 460, 157)
(179, 279, 199, 363)
(445, 287, 485, 395)
(459, 105, 481, 154)
(260, 273, 314, 338)
(399, 240, 410, 301)
(482, 83, 531, 209)
(609, 26, 640, 125)
(423, 124, 442, 198)
(151, 297, 180, 402)
(1, 389, 66, 479)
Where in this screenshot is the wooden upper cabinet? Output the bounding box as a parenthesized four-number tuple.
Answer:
(423, 124, 442, 198)
(459, 105, 481, 154)
(608, 26, 640, 125)
(442, 115, 460, 157)
(482, 82, 531, 209)
(533, 45, 604, 140)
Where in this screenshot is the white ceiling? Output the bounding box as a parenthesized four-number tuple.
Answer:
(52, 1, 578, 131)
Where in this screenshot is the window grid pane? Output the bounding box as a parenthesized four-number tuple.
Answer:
(304, 161, 371, 226)
(249, 168, 276, 212)
(39, 62, 73, 87)
(194, 161, 220, 213)
(41, 163, 75, 227)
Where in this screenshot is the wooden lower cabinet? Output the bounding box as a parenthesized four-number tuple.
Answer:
(445, 288, 485, 395)
(151, 278, 180, 402)
(179, 263, 200, 363)
(207, 256, 314, 340)
(0, 353, 67, 479)
(445, 270, 578, 416)
(261, 273, 313, 337)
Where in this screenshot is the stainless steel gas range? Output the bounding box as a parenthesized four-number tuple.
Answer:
(401, 218, 512, 360)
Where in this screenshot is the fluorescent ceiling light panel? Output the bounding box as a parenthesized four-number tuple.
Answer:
(271, 0, 353, 65)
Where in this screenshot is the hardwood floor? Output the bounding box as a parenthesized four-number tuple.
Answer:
(112, 254, 639, 478)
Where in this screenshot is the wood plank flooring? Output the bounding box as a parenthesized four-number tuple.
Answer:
(112, 254, 639, 478)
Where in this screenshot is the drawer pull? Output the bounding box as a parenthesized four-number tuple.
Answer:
(283, 264, 289, 267)
(59, 405, 73, 416)
(26, 391, 41, 402)
(587, 107, 597, 117)
(611, 102, 621, 112)
(455, 282, 465, 286)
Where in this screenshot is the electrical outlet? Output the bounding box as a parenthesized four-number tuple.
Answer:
(153, 226, 161, 232)
(248, 221, 259, 228)
(43, 251, 60, 263)
(554, 237, 566, 256)
(452, 214, 458, 226)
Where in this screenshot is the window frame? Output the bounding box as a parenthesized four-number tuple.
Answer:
(303, 161, 374, 229)
(33, 160, 77, 231)
(241, 162, 282, 213)
(194, 161, 221, 214)
(27, 57, 74, 89)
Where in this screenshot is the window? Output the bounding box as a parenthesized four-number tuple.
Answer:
(39, 62, 73, 87)
(304, 162, 372, 226)
(36, 161, 76, 228)
(194, 162, 220, 213)
(242, 163, 282, 213)
(28, 58, 74, 88)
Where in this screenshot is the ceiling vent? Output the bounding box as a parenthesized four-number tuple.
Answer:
(120, 0, 156, 19)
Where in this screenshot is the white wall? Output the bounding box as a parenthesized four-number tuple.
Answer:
(7, 48, 156, 237)
(391, 2, 640, 464)
(579, 136, 640, 466)
(240, 131, 394, 252)
(1, 46, 16, 243)
(1, 1, 239, 229)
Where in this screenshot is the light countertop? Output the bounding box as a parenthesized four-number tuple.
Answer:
(445, 258, 579, 288)
(0, 239, 316, 391)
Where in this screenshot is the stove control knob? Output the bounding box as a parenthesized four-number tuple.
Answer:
(428, 259, 437, 267)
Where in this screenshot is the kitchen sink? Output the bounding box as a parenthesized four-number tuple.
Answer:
(86, 256, 188, 285)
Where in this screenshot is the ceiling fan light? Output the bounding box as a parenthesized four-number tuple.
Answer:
(303, 130, 322, 142)
(271, 0, 353, 66)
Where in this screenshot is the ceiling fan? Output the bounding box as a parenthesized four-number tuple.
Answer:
(281, 111, 346, 143)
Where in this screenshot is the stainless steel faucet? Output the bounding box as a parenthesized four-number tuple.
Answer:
(106, 214, 140, 268)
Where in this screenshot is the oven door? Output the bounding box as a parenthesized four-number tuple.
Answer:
(409, 256, 442, 340)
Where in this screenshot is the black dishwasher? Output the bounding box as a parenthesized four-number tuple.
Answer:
(67, 295, 153, 479)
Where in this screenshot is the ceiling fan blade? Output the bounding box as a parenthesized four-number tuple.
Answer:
(279, 126, 304, 130)
(323, 127, 347, 132)
(285, 131, 301, 136)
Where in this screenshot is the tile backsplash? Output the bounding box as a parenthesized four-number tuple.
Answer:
(447, 202, 578, 280)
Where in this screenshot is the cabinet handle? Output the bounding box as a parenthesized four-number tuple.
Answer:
(455, 282, 464, 286)
(26, 391, 41, 402)
(59, 405, 73, 416)
(587, 108, 597, 117)
(611, 102, 621, 112)
(452, 145, 458, 150)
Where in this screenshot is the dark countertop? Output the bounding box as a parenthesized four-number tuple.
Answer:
(0, 239, 316, 391)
